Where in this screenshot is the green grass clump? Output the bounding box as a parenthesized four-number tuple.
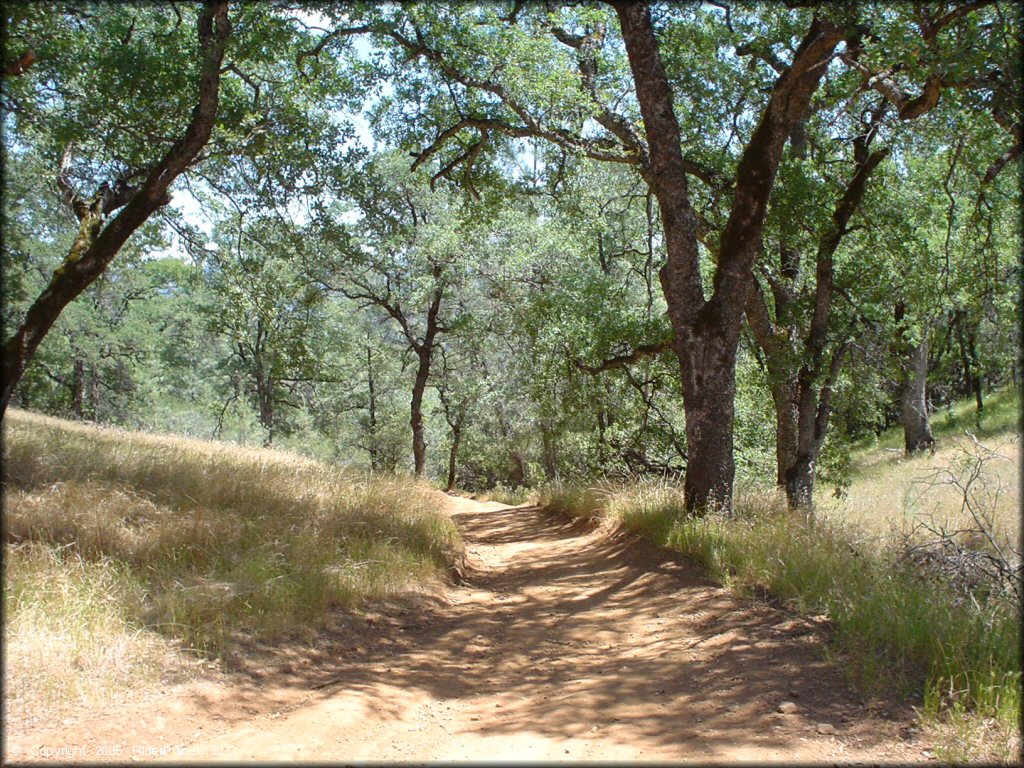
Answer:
(3, 409, 463, 666)
(852, 386, 1020, 455)
(544, 477, 1021, 764)
(469, 484, 538, 506)
(541, 483, 612, 521)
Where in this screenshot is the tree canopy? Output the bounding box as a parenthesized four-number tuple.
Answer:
(2, 0, 1019, 511)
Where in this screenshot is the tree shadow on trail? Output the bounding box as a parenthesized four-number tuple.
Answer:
(217, 502, 916, 759)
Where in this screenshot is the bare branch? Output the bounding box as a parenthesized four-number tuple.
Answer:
(57, 146, 89, 221)
(3, 49, 36, 77)
(295, 24, 371, 71)
(574, 338, 674, 375)
(982, 141, 1022, 184)
(840, 53, 944, 120)
(498, 0, 525, 24)
(927, 0, 997, 41)
(735, 40, 785, 74)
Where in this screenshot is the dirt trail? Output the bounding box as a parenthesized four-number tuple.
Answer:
(8, 497, 931, 763)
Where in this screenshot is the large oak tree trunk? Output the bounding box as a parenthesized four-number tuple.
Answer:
(674, 327, 740, 510)
(0, 0, 230, 419)
(615, 1, 842, 512)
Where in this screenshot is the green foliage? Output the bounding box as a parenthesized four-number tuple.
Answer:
(2, 4, 1020, 756)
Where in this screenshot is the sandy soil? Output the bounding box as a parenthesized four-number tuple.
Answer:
(5, 497, 935, 763)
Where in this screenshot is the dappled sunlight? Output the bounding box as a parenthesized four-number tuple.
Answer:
(132, 501, 928, 763)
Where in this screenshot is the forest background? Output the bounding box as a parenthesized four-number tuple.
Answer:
(2, 1, 1018, 506)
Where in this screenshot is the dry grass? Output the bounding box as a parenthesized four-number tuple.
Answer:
(472, 484, 539, 506)
(540, 388, 1021, 765)
(3, 409, 462, 720)
(828, 387, 1020, 548)
(3, 543, 202, 726)
(820, 434, 1019, 552)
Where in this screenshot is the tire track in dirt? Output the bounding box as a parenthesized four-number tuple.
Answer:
(7, 497, 931, 763)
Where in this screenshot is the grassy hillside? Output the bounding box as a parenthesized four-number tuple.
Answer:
(3, 409, 462, 720)
(540, 388, 1021, 764)
(829, 386, 1019, 546)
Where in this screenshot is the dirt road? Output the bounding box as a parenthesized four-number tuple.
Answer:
(8, 497, 931, 763)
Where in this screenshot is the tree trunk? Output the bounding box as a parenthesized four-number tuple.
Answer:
(954, 313, 984, 422)
(541, 424, 558, 481)
(967, 327, 984, 425)
(72, 358, 85, 419)
(744, 123, 887, 511)
(257, 375, 274, 446)
(901, 337, 934, 454)
(784, 454, 816, 511)
(771, 379, 800, 488)
(615, 2, 842, 513)
(0, 0, 230, 420)
(496, 405, 526, 487)
(446, 424, 461, 492)
(410, 347, 431, 476)
(88, 363, 100, 421)
(366, 343, 379, 471)
(253, 319, 274, 446)
(668, 323, 742, 511)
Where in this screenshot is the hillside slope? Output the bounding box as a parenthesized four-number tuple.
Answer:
(3, 409, 462, 728)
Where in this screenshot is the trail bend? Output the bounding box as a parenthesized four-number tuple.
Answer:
(10, 497, 928, 763)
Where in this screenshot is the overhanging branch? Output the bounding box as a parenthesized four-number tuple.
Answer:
(573, 338, 673, 375)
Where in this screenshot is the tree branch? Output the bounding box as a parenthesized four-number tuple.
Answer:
(574, 338, 673, 374)
(2, 0, 232, 417)
(983, 140, 1022, 184)
(295, 24, 371, 71)
(3, 49, 36, 77)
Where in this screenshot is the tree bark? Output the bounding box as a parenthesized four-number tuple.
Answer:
(446, 424, 461, 492)
(409, 283, 445, 477)
(365, 343, 379, 470)
(771, 379, 800, 488)
(745, 137, 886, 510)
(614, 2, 842, 512)
(342, 271, 445, 476)
(901, 336, 934, 454)
(967, 327, 984, 423)
(0, 0, 230, 419)
(894, 301, 935, 455)
(257, 375, 274, 446)
(410, 346, 431, 476)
